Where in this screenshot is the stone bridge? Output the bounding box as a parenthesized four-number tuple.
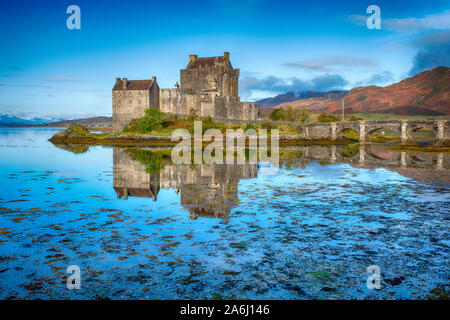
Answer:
(297, 120, 449, 144)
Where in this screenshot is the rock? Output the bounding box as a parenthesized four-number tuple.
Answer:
(321, 286, 335, 292)
(384, 276, 405, 285)
(49, 125, 91, 142)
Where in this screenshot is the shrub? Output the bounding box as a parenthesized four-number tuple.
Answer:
(244, 123, 255, 131)
(349, 115, 363, 121)
(269, 107, 309, 122)
(259, 122, 274, 130)
(124, 108, 164, 133)
(284, 106, 294, 121)
(269, 108, 284, 121)
(318, 113, 340, 123)
(187, 113, 197, 121)
(126, 149, 170, 174)
(203, 116, 213, 123)
(294, 109, 309, 122)
(278, 124, 302, 135)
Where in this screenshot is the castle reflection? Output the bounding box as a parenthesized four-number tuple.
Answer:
(113, 148, 258, 220)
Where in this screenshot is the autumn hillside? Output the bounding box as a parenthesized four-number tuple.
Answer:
(273, 66, 450, 116)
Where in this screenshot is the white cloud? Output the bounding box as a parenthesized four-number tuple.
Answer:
(284, 56, 377, 71)
(240, 74, 348, 99)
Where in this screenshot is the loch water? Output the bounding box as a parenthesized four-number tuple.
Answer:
(0, 127, 448, 299)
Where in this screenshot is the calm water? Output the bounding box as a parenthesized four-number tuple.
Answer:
(0, 127, 449, 300)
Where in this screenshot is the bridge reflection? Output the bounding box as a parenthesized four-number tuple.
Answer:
(284, 144, 448, 170)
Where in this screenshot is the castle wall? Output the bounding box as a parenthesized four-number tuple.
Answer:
(112, 82, 159, 132)
(160, 90, 258, 121)
(113, 90, 150, 132)
(160, 88, 203, 116)
(212, 97, 258, 121)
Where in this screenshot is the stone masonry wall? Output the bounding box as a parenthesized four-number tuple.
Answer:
(112, 82, 159, 132)
(159, 89, 258, 120)
(180, 65, 238, 97)
(113, 90, 150, 132)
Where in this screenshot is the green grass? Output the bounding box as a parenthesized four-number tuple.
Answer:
(66, 124, 91, 136)
(125, 148, 171, 174)
(341, 113, 450, 121)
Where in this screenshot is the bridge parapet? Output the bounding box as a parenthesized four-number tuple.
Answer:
(296, 119, 448, 145)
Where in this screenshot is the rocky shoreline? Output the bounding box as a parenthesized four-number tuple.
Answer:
(48, 125, 450, 151)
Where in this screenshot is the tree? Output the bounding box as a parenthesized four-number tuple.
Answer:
(294, 109, 309, 122)
(349, 115, 363, 121)
(285, 106, 294, 121)
(269, 108, 284, 121)
(318, 113, 339, 123)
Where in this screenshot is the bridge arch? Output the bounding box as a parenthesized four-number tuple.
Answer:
(335, 122, 360, 141)
(363, 127, 401, 142)
(338, 127, 360, 141)
(406, 124, 437, 143)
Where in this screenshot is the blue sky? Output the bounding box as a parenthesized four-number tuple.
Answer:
(0, 0, 449, 119)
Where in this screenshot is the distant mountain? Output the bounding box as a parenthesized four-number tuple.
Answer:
(0, 115, 112, 127)
(272, 66, 450, 115)
(0, 115, 65, 126)
(38, 116, 112, 127)
(257, 90, 348, 108)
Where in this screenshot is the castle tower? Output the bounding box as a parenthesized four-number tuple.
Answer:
(180, 52, 239, 97)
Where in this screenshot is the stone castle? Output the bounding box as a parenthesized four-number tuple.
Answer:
(112, 52, 258, 132)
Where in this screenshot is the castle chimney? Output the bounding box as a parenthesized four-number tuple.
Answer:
(115, 77, 120, 84)
(122, 78, 127, 90)
(189, 54, 198, 62)
(224, 51, 230, 61)
(152, 76, 156, 82)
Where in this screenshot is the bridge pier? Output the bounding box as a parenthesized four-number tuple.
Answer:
(436, 153, 444, 170)
(435, 120, 446, 145)
(359, 145, 366, 165)
(400, 152, 407, 168)
(359, 121, 367, 144)
(400, 121, 410, 144)
(330, 145, 337, 162)
(331, 123, 337, 141)
(304, 127, 309, 139)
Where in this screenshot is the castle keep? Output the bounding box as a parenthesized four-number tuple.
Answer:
(112, 52, 258, 132)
